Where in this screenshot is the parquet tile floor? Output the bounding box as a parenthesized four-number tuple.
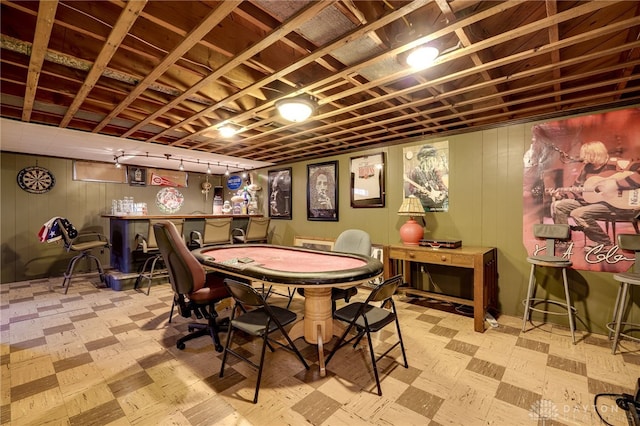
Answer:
(1, 275, 639, 425)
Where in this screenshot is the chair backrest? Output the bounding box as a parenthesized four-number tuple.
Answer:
(245, 217, 270, 242)
(532, 223, 570, 257)
(202, 217, 232, 245)
(153, 220, 205, 295)
(55, 218, 75, 248)
(224, 278, 265, 308)
(367, 275, 403, 304)
(333, 229, 371, 256)
(618, 234, 640, 274)
(146, 219, 184, 251)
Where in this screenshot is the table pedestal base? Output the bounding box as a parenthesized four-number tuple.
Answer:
(288, 287, 345, 377)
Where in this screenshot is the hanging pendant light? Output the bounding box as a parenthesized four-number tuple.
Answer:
(276, 94, 317, 122)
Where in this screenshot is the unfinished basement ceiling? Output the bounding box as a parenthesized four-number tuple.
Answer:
(1, 0, 639, 170)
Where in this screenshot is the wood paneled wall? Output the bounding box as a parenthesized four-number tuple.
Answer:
(1, 116, 633, 334)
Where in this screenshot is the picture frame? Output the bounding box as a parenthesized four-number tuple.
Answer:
(268, 168, 292, 220)
(127, 166, 147, 186)
(307, 160, 338, 221)
(293, 236, 335, 252)
(402, 141, 450, 212)
(350, 152, 385, 208)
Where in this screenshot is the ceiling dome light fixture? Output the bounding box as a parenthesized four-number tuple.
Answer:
(406, 45, 439, 69)
(275, 94, 317, 122)
(218, 124, 237, 138)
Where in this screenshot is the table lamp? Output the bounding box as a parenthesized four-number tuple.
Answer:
(398, 195, 426, 245)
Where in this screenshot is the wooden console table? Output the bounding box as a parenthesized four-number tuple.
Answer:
(386, 244, 498, 332)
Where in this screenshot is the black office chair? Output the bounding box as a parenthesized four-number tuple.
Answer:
(325, 275, 408, 396)
(153, 221, 230, 352)
(56, 218, 111, 294)
(220, 278, 309, 403)
(297, 229, 372, 310)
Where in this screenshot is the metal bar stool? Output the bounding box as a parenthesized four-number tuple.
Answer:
(522, 223, 576, 344)
(608, 233, 640, 354)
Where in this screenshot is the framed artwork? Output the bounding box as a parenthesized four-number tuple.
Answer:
(307, 160, 338, 221)
(127, 166, 147, 186)
(293, 236, 335, 251)
(268, 168, 292, 219)
(350, 152, 385, 208)
(402, 141, 449, 212)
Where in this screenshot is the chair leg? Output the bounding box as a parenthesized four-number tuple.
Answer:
(364, 328, 383, 396)
(394, 313, 409, 368)
(87, 253, 106, 283)
(521, 265, 536, 331)
(561, 267, 576, 344)
(611, 282, 629, 355)
(145, 255, 163, 295)
(608, 284, 624, 340)
(326, 321, 356, 365)
(135, 254, 161, 295)
(63, 253, 84, 294)
(253, 331, 270, 403)
(168, 299, 175, 323)
(219, 323, 235, 378)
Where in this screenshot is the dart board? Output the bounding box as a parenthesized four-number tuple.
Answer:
(17, 166, 56, 194)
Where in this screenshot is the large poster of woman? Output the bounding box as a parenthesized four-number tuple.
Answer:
(523, 107, 640, 272)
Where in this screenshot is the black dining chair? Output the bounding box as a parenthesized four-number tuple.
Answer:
(325, 274, 408, 396)
(220, 278, 309, 403)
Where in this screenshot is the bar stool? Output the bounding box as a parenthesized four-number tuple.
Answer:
(608, 233, 640, 354)
(522, 223, 576, 343)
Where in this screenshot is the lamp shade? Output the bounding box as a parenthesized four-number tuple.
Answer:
(276, 95, 316, 122)
(398, 196, 425, 245)
(398, 195, 426, 216)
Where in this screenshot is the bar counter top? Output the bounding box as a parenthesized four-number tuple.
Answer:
(101, 214, 262, 219)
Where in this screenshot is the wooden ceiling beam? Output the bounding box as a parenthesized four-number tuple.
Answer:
(61, 0, 147, 128)
(122, 1, 335, 139)
(93, 0, 239, 133)
(22, 0, 58, 122)
(229, 40, 640, 159)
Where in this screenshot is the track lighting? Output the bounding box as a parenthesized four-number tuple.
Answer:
(276, 94, 317, 122)
(111, 153, 248, 175)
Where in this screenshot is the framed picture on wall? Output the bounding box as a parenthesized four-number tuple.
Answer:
(268, 168, 292, 220)
(350, 152, 385, 208)
(402, 141, 449, 212)
(293, 236, 335, 251)
(127, 166, 147, 186)
(307, 160, 338, 221)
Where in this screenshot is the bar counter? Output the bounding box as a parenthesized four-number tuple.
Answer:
(102, 214, 262, 273)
